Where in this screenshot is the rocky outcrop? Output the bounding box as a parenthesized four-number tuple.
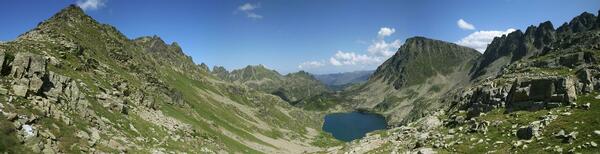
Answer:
(576, 66, 600, 93)
(506, 77, 577, 112)
(460, 81, 511, 118)
(9, 52, 47, 97)
(43, 72, 82, 104)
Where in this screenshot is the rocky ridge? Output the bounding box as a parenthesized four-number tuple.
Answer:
(212, 65, 329, 104)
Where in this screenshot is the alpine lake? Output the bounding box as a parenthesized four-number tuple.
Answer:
(322, 111, 388, 142)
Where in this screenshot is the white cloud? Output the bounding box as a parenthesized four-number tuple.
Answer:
(329, 51, 382, 66)
(76, 0, 106, 11)
(238, 3, 259, 11)
(299, 27, 402, 70)
(367, 39, 401, 57)
(298, 61, 325, 69)
(329, 57, 342, 66)
(456, 28, 516, 52)
(457, 19, 476, 30)
(377, 27, 395, 38)
(237, 3, 262, 19)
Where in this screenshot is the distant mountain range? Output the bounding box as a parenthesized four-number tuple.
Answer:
(313, 70, 374, 91)
(211, 64, 330, 104)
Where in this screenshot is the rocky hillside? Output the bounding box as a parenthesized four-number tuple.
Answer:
(349, 37, 481, 125)
(212, 65, 329, 104)
(329, 10, 600, 153)
(0, 5, 338, 153)
(314, 70, 374, 91)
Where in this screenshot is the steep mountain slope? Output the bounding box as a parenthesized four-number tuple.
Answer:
(333, 10, 600, 153)
(350, 37, 481, 125)
(212, 65, 329, 104)
(314, 70, 374, 91)
(0, 5, 335, 153)
(471, 11, 600, 80)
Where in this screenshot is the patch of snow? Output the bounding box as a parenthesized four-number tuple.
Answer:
(22, 125, 35, 137)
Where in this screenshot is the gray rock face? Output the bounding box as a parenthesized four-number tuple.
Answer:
(43, 72, 81, 103)
(464, 82, 510, 118)
(557, 12, 597, 33)
(506, 77, 577, 112)
(9, 52, 47, 97)
(576, 66, 600, 93)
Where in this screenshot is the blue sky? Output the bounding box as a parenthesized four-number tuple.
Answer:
(1, 0, 599, 74)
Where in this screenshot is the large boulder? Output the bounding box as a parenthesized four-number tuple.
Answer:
(417, 116, 442, 131)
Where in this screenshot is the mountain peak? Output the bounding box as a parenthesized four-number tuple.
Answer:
(61, 4, 85, 14)
(287, 70, 313, 78)
(556, 11, 598, 33)
(372, 37, 480, 88)
(47, 4, 93, 24)
(403, 36, 441, 45)
(243, 64, 269, 70)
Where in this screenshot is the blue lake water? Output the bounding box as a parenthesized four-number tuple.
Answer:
(322, 112, 388, 142)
